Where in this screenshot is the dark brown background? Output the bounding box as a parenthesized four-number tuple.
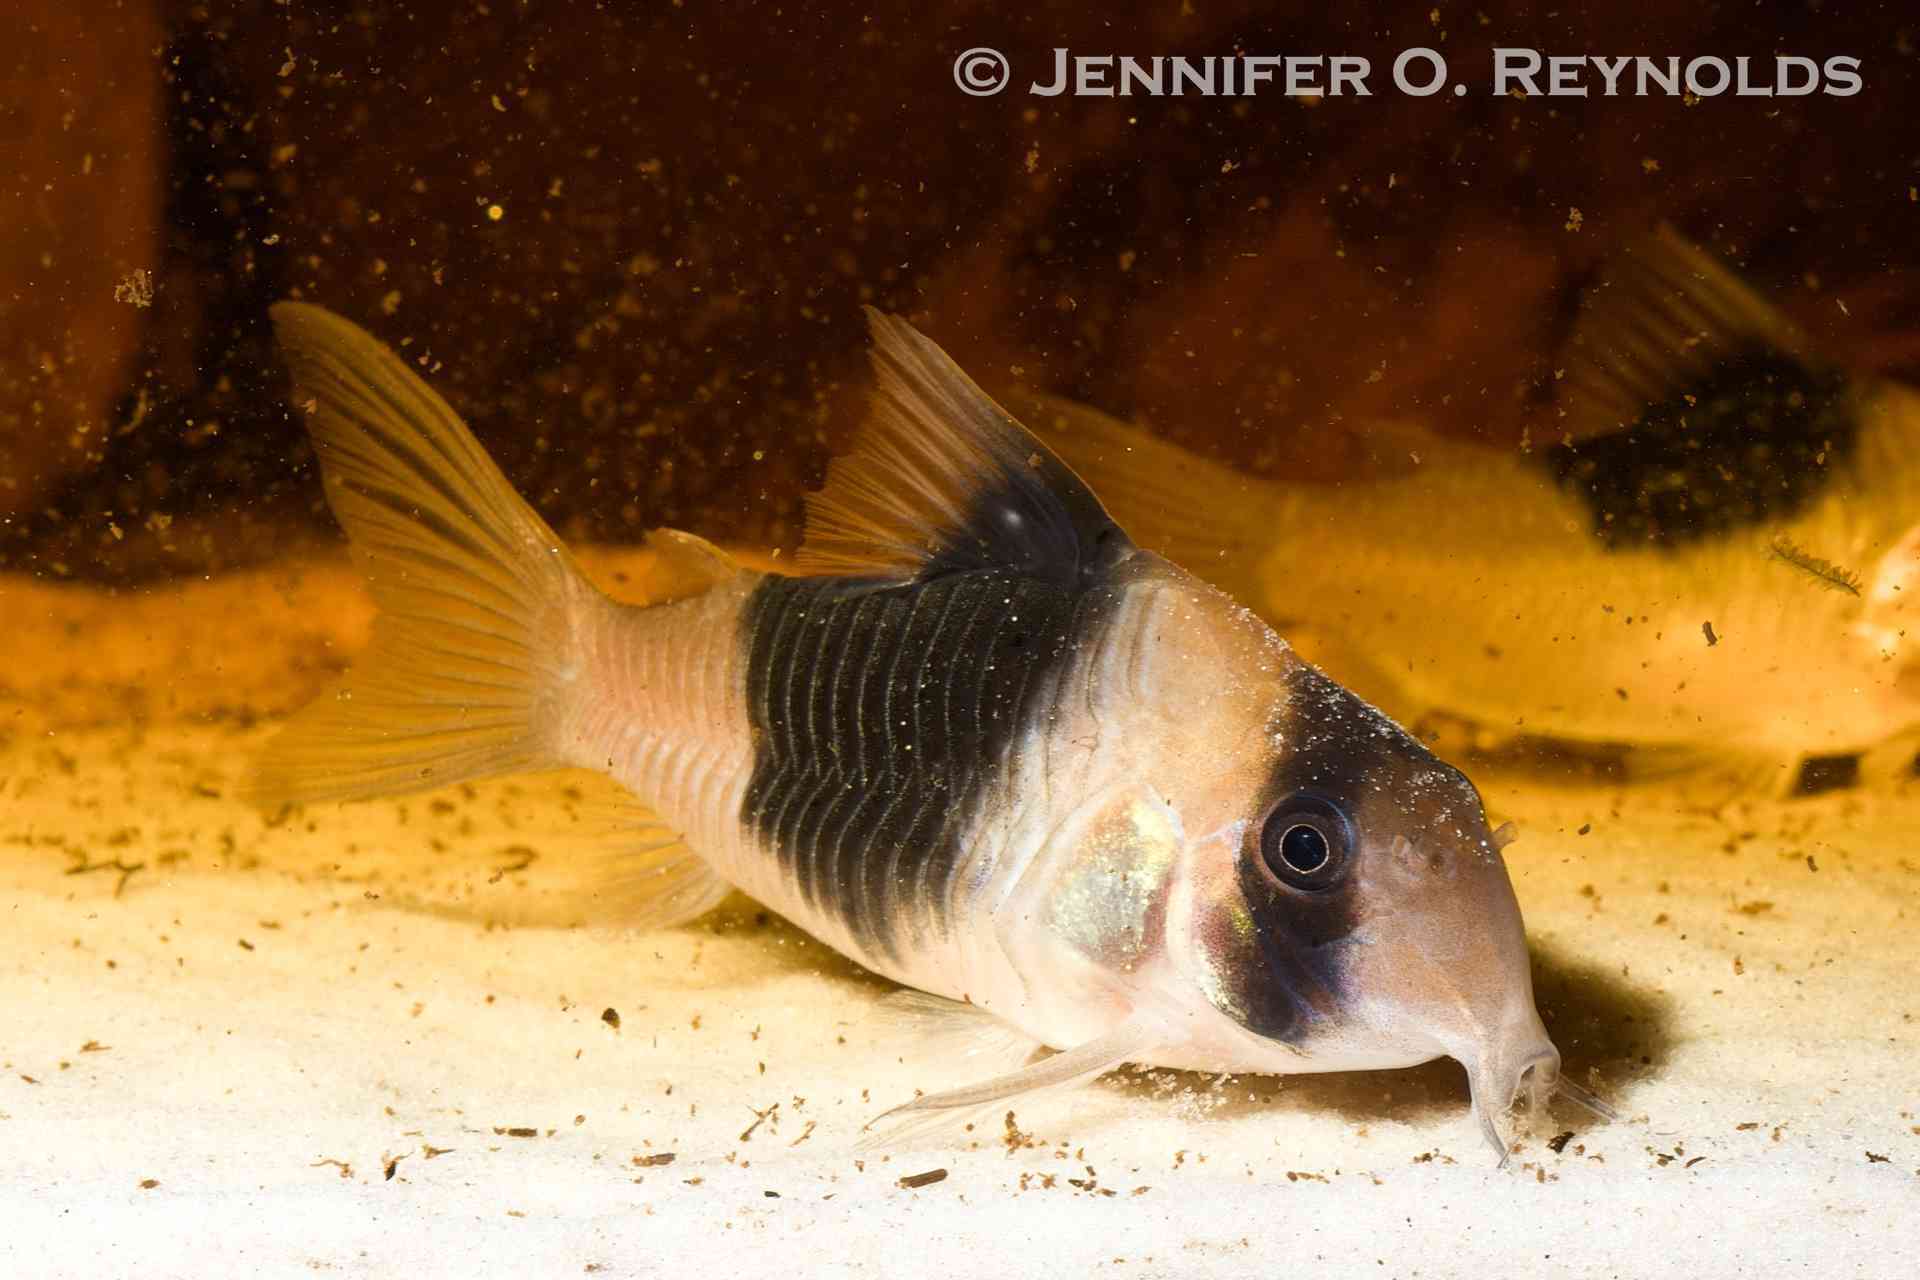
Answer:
(4, 1, 1916, 581)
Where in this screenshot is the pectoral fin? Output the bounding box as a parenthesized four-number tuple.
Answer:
(867, 990, 1042, 1073)
(857, 1016, 1153, 1150)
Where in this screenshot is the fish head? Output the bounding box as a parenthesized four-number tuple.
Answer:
(1178, 657, 1557, 1160)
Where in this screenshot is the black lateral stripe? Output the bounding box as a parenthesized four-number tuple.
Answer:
(850, 589, 898, 784)
(828, 594, 877, 774)
(737, 602, 791, 832)
(935, 587, 995, 777)
(739, 569, 1098, 960)
(1542, 346, 1856, 551)
(760, 594, 806, 786)
(810, 594, 865, 772)
(802, 781, 858, 911)
(913, 584, 973, 779)
(815, 780, 881, 929)
(868, 787, 951, 957)
(786, 593, 827, 773)
(915, 598, 1009, 919)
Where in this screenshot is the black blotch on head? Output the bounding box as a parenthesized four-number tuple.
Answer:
(1543, 347, 1855, 551)
(1228, 852, 1355, 1043)
(1220, 666, 1482, 1045)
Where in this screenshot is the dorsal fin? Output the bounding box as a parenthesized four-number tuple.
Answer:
(1545, 227, 1860, 549)
(1012, 390, 1274, 572)
(1557, 224, 1812, 439)
(796, 309, 1133, 586)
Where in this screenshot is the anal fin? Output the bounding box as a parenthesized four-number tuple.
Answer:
(606, 824, 731, 929)
(582, 796, 732, 929)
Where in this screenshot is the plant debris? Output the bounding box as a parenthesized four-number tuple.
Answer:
(1002, 1110, 1039, 1153)
(63, 853, 144, 897)
(897, 1168, 948, 1189)
(1767, 536, 1862, 596)
(740, 1101, 778, 1142)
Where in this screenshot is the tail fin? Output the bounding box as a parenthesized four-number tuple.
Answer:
(251, 303, 601, 807)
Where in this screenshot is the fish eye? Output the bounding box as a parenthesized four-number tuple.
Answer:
(1258, 795, 1352, 891)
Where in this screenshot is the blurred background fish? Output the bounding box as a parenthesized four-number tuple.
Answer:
(1039, 229, 1920, 794)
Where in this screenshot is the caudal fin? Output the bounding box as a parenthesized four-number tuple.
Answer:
(251, 303, 601, 807)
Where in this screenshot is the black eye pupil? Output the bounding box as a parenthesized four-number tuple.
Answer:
(1258, 796, 1350, 889)
(1280, 823, 1329, 873)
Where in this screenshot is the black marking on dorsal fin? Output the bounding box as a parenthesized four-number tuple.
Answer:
(1544, 227, 1859, 551)
(1558, 224, 1812, 439)
(797, 309, 1134, 587)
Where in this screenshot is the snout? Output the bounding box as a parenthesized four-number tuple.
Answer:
(1457, 1012, 1560, 1165)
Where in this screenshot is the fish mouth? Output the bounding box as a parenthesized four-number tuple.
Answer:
(1463, 1040, 1617, 1167)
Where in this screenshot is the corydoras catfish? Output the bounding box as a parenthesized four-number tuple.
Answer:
(1039, 228, 1920, 792)
(254, 302, 1605, 1162)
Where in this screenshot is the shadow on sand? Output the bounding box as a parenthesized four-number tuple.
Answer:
(1089, 933, 1675, 1146)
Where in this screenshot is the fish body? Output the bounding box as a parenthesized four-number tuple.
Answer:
(257, 303, 1592, 1160)
(1041, 230, 1920, 782)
